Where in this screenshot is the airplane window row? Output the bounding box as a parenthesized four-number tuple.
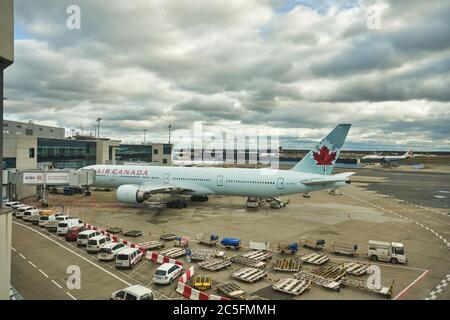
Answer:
(226, 180, 275, 185)
(173, 177, 211, 182)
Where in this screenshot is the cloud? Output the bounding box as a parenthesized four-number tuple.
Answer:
(3, 0, 450, 150)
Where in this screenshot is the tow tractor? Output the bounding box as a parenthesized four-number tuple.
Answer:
(368, 240, 407, 264)
(246, 197, 289, 209)
(270, 198, 289, 209)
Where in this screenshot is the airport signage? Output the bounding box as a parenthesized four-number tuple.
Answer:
(22, 172, 70, 185)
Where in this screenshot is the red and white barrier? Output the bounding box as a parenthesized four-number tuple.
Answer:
(145, 251, 183, 266)
(176, 266, 229, 301)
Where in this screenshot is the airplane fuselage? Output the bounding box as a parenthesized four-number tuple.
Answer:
(86, 164, 348, 198)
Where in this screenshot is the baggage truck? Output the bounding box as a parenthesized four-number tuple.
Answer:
(220, 238, 241, 250)
(299, 237, 325, 251)
(368, 240, 407, 264)
(197, 233, 219, 247)
(330, 242, 358, 257)
(249, 241, 271, 251)
(278, 242, 299, 255)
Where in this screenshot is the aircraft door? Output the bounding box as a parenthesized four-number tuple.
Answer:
(277, 178, 284, 189)
(164, 173, 170, 184)
(217, 175, 223, 187)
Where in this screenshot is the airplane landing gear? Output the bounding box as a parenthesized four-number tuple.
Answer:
(190, 195, 209, 202)
(167, 199, 187, 209)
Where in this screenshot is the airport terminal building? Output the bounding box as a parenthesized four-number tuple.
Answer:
(116, 143, 173, 166)
(1, 119, 176, 200)
(2, 120, 120, 171)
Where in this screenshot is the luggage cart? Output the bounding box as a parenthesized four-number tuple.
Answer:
(312, 265, 346, 281)
(216, 282, 246, 300)
(160, 233, 177, 241)
(190, 249, 224, 262)
(231, 255, 266, 268)
(174, 236, 190, 248)
(273, 258, 302, 272)
(330, 242, 359, 257)
(124, 230, 142, 237)
(232, 268, 267, 283)
(300, 252, 329, 266)
(106, 227, 122, 234)
(159, 247, 187, 258)
(242, 251, 272, 261)
(340, 277, 394, 299)
(341, 262, 369, 276)
(198, 258, 232, 271)
(196, 233, 219, 247)
(137, 240, 165, 251)
(272, 278, 311, 296)
(295, 271, 341, 292)
(220, 238, 241, 250)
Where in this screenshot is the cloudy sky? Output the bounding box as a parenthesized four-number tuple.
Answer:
(4, 0, 450, 150)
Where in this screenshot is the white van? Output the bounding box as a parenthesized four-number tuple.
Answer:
(15, 206, 35, 219)
(115, 247, 143, 269)
(87, 235, 111, 253)
(11, 203, 27, 210)
(39, 214, 56, 227)
(4, 201, 20, 207)
(57, 219, 84, 236)
(45, 215, 71, 232)
(98, 242, 126, 261)
(22, 209, 41, 222)
(77, 230, 101, 247)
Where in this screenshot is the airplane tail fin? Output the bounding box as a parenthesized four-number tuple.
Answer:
(405, 149, 414, 157)
(291, 124, 351, 175)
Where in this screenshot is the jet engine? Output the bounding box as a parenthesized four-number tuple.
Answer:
(116, 185, 149, 204)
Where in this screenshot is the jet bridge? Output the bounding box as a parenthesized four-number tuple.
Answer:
(6, 169, 95, 205)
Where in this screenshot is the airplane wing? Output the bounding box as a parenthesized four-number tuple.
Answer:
(301, 172, 355, 186)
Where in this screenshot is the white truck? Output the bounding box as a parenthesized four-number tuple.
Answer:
(368, 240, 407, 264)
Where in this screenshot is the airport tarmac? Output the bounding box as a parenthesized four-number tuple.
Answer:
(346, 169, 450, 209)
(10, 169, 450, 300)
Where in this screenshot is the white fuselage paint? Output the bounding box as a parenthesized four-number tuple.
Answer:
(84, 165, 347, 198)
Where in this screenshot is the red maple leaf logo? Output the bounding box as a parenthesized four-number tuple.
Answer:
(313, 146, 337, 171)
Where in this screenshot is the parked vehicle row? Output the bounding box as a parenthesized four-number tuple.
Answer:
(11, 202, 182, 294)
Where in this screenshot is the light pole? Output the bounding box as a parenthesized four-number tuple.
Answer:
(143, 129, 147, 144)
(168, 124, 172, 144)
(96, 118, 102, 139)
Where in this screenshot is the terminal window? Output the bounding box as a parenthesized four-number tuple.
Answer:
(29, 148, 35, 158)
(154, 149, 159, 155)
(163, 144, 172, 155)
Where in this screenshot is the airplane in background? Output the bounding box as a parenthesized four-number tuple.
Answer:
(82, 124, 354, 208)
(363, 150, 414, 162)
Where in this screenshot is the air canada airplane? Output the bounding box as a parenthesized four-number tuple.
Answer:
(82, 124, 353, 208)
